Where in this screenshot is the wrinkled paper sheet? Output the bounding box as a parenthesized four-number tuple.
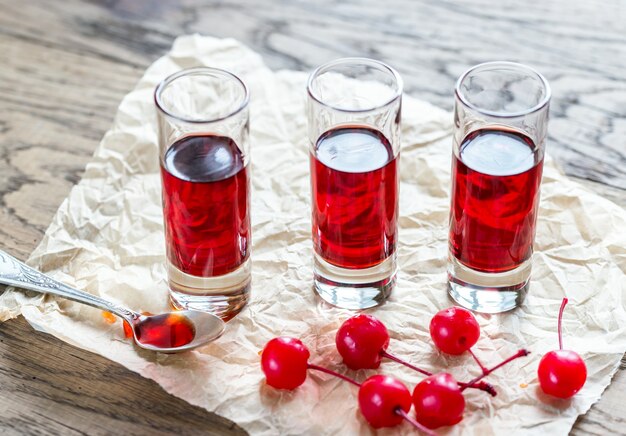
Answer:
(2, 36, 626, 435)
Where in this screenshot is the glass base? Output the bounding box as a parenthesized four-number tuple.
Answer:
(447, 255, 530, 313)
(313, 252, 395, 310)
(168, 258, 250, 321)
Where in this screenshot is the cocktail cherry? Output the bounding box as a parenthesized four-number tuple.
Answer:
(430, 306, 480, 355)
(261, 337, 311, 390)
(537, 298, 587, 398)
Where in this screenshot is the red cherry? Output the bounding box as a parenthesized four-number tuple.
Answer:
(358, 375, 411, 429)
(261, 337, 310, 390)
(412, 373, 465, 429)
(430, 306, 480, 355)
(336, 314, 390, 369)
(537, 298, 587, 398)
(538, 350, 587, 398)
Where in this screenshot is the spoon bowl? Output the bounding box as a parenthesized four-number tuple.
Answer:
(132, 310, 225, 353)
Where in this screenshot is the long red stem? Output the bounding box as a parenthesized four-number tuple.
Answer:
(460, 349, 530, 392)
(381, 350, 431, 376)
(395, 408, 436, 436)
(380, 350, 497, 396)
(469, 348, 488, 375)
(558, 297, 568, 350)
(307, 363, 361, 387)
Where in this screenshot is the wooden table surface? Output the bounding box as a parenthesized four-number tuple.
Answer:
(1, 0, 625, 434)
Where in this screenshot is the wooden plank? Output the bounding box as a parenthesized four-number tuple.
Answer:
(0, 316, 245, 435)
(0, 0, 624, 434)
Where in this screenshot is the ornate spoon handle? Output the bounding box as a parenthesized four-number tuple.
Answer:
(0, 249, 136, 322)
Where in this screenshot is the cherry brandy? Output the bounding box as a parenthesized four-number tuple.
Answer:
(449, 128, 543, 273)
(161, 134, 250, 277)
(311, 126, 398, 269)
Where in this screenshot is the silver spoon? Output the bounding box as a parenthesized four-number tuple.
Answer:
(0, 249, 225, 353)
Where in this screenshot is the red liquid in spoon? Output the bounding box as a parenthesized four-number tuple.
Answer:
(132, 313, 196, 348)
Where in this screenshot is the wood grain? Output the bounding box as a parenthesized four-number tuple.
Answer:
(0, 0, 624, 434)
(0, 317, 245, 435)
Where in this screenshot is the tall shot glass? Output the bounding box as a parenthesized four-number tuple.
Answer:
(448, 62, 551, 313)
(155, 67, 251, 320)
(307, 58, 402, 309)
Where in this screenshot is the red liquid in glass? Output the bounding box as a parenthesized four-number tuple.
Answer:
(161, 134, 250, 277)
(311, 126, 398, 269)
(134, 313, 196, 348)
(449, 128, 543, 273)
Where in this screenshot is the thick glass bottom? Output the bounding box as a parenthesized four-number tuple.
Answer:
(447, 255, 530, 313)
(168, 258, 250, 321)
(313, 252, 396, 310)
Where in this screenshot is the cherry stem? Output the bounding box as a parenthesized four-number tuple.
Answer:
(381, 350, 431, 376)
(457, 380, 497, 397)
(558, 297, 568, 350)
(380, 350, 497, 396)
(307, 363, 361, 387)
(460, 349, 530, 392)
(469, 348, 488, 375)
(395, 408, 436, 436)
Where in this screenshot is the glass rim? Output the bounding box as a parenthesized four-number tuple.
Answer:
(306, 57, 403, 113)
(455, 61, 551, 119)
(154, 66, 250, 124)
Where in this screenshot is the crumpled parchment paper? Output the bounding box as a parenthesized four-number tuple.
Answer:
(2, 35, 626, 435)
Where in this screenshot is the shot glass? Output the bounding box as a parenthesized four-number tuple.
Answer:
(307, 58, 402, 309)
(448, 61, 551, 313)
(155, 67, 251, 320)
